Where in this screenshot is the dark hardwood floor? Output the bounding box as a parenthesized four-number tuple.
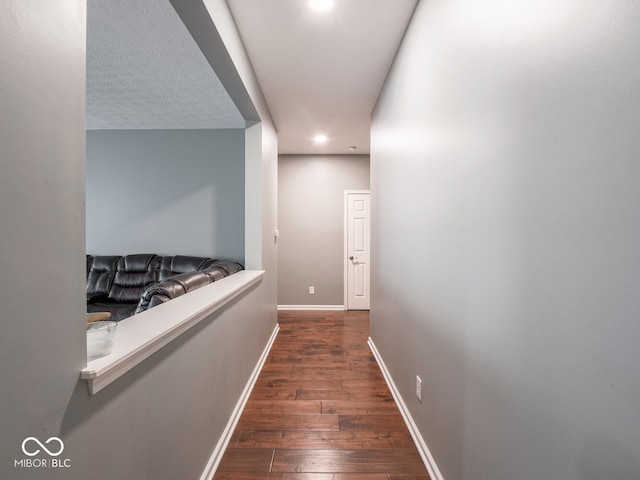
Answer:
(213, 310, 430, 480)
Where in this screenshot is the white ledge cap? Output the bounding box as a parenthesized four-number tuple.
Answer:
(81, 270, 264, 395)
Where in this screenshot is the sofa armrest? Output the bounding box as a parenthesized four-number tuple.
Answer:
(208, 260, 244, 275)
(201, 261, 244, 283)
(136, 271, 212, 314)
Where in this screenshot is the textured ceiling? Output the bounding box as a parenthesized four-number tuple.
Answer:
(86, 0, 245, 130)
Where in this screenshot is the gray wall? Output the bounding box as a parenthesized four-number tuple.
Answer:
(278, 154, 369, 306)
(62, 282, 272, 479)
(371, 1, 640, 480)
(190, 0, 280, 322)
(1, 1, 279, 479)
(86, 129, 245, 262)
(0, 0, 87, 476)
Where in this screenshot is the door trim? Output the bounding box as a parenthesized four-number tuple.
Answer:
(344, 190, 371, 310)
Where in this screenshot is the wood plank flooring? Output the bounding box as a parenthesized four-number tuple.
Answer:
(214, 310, 430, 480)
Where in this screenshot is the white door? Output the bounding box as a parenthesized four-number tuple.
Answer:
(345, 191, 370, 310)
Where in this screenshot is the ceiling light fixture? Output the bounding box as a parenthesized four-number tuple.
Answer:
(313, 134, 328, 144)
(309, 0, 335, 13)
(348, 146, 357, 152)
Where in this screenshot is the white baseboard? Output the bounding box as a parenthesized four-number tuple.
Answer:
(368, 337, 445, 480)
(199, 323, 280, 480)
(278, 305, 345, 311)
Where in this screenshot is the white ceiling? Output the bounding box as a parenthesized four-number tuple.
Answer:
(86, 0, 418, 155)
(86, 0, 245, 130)
(226, 0, 418, 154)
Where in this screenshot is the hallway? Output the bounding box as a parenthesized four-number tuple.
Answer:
(214, 310, 430, 479)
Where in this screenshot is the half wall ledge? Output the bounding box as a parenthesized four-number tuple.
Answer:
(80, 270, 265, 395)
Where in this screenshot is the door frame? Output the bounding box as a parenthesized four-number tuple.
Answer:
(343, 189, 371, 310)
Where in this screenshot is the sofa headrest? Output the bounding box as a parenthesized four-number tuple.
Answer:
(108, 254, 162, 303)
(118, 254, 161, 273)
(86, 255, 121, 297)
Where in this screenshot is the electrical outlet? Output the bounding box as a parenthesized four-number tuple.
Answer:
(416, 375, 422, 402)
(309, 286, 315, 295)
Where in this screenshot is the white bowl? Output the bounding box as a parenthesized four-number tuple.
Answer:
(87, 321, 117, 361)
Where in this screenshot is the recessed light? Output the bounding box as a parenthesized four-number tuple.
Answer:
(313, 134, 328, 144)
(309, 0, 334, 13)
(348, 146, 357, 152)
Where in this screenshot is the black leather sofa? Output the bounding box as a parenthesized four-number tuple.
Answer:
(86, 254, 244, 321)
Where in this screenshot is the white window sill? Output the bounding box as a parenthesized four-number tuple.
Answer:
(80, 270, 265, 395)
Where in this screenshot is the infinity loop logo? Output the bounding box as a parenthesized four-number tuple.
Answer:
(21, 437, 65, 457)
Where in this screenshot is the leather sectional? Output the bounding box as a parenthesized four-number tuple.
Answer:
(86, 254, 244, 321)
